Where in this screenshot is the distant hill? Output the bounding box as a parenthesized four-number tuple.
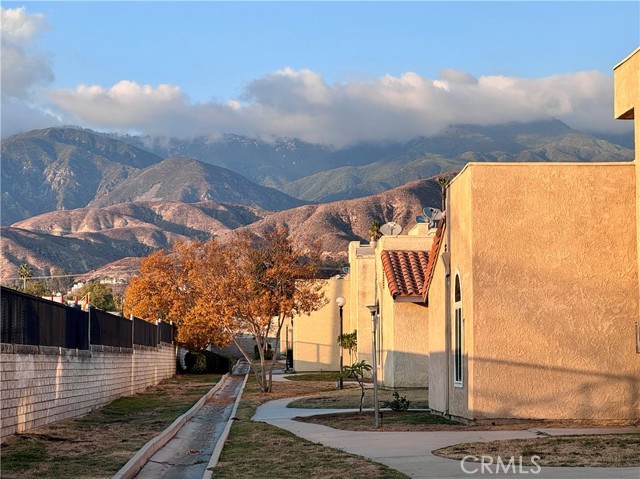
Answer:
(1, 200, 268, 280)
(280, 121, 634, 201)
(1, 128, 305, 225)
(1, 127, 162, 225)
(114, 120, 633, 201)
(88, 156, 306, 211)
(114, 133, 404, 188)
(0, 177, 446, 281)
(228, 176, 447, 261)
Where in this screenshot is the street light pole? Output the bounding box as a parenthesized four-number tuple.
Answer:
(367, 303, 380, 428)
(336, 296, 346, 389)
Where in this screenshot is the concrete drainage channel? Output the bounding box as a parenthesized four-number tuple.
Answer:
(113, 359, 250, 479)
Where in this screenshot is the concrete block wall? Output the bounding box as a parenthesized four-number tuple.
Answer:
(1, 343, 176, 443)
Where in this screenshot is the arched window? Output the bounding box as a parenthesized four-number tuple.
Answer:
(453, 272, 463, 387)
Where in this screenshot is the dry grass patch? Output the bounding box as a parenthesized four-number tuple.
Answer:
(295, 410, 459, 431)
(287, 387, 428, 410)
(214, 376, 410, 479)
(1, 373, 222, 479)
(433, 434, 640, 467)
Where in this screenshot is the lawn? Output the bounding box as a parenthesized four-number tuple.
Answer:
(295, 410, 459, 431)
(433, 434, 640, 467)
(213, 373, 410, 479)
(1, 373, 222, 479)
(287, 386, 429, 410)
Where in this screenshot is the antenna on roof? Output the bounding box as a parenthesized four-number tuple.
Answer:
(379, 222, 402, 236)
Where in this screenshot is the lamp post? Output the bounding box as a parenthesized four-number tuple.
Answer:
(336, 296, 346, 389)
(367, 303, 380, 428)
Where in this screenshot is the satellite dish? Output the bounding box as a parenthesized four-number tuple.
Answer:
(416, 215, 429, 224)
(424, 207, 443, 221)
(380, 222, 402, 236)
(342, 266, 350, 274)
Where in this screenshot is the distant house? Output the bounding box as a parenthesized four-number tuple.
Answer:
(348, 226, 433, 388)
(291, 224, 434, 388)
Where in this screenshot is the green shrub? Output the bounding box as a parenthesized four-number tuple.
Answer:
(253, 343, 273, 360)
(384, 391, 411, 411)
(184, 350, 231, 374)
(185, 351, 208, 374)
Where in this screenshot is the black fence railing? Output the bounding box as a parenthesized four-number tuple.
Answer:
(90, 309, 133, 348)
(159, 321, 174, 344)
(134, 316, 157, 347)
(1, 287, 176, 350)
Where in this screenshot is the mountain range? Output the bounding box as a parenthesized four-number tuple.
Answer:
(0, 121, 633, 283)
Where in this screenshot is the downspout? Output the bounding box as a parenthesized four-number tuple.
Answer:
(443, 188, 452, 417)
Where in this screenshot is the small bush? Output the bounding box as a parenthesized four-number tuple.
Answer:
(185, 350, 231, 374)
(185, 351, 208, 374)
(384, 391, 411, 411)
(253, 343, 273, 360)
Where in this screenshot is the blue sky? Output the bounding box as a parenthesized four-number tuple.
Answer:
(2, 1, 638, 145)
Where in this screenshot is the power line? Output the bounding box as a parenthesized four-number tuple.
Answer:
(3, 270, 140, 282)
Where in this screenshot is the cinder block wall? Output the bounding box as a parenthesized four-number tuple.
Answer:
(1, 343, 176, 443)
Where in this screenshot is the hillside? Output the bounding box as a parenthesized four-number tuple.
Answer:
(0, 127, 163, 225)
(1, 201, 268, 281)
(281, 122, 634, 201)
(1, 128, 305, 225)
(0, 177, 445, 281)
(229, 176, 447, 261)
(87, 156, 306, 210)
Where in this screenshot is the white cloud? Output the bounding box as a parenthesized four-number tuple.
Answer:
(1, 7, 53, 99)
(0, 8, 629, 145)
(45, 67, 626, 146)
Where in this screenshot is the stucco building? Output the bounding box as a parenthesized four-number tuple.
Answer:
(349, 226, 433, 388)
(290, 48, 640, 422)
(291, 225, 434, 388)
(424, 47, 640, 421)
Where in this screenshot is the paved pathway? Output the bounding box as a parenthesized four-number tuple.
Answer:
(253, 396, 640, 479)
(134, 361, 249, 479)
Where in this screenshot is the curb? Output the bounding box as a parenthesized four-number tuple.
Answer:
(202, 366, 249, 479)
(112, 371, 232, 479)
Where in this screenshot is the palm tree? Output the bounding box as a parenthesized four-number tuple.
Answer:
(368, 220, 382, 242)
(437, 175, 451, 211)
(18, 263, 33, 290)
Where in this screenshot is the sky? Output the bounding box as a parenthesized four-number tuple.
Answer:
(1, 1, 639, 146)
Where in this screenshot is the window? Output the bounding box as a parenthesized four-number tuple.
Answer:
(454, 273, 463, 387)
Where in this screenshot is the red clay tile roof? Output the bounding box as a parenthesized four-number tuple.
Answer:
(382, 250, 430, 300)
(422, 215, 446, 303)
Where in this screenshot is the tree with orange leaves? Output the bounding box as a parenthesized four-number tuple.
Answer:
(123, 228, 326, 392)
(207, 228, 326, 392)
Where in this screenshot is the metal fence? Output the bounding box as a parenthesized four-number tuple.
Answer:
(1, 286, 176, 349)
(134, 316, 157, 347)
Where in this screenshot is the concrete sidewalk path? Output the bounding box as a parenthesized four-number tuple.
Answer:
(253, 397, 640, 479)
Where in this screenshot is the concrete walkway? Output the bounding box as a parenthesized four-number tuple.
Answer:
(253, 397, 640, 479)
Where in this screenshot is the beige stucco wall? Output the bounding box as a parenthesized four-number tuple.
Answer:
(614, 47, 639, 313)
(348, 233, 433, 386)
(388, 301, 429, 387)
(374, 234, 433, 387)
(348, 241, 376, 373)
(449, 162, 639, 420)
(446, 168, 475, 419)
(293, 277, 350, 372)
(427, 245, 448, 413)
